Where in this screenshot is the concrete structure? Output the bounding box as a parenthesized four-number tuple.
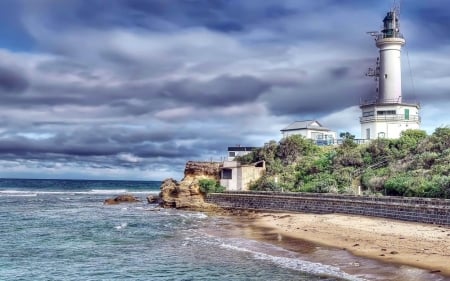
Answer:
(227, 146, 257, 161)
(207, 191, 450, 226)
(220, 161, 265, 191)
(281, 120, 337, 145)
(361, 8, 420, 139)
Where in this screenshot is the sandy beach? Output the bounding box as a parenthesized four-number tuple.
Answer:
(251, 212, 450, 277)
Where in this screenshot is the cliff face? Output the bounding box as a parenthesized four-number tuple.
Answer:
(159, 161, 221, 210)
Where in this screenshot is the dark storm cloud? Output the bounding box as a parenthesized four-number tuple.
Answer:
(31, 0, 294, 33)
(0, 0, 448, 179)
(330, 67, 351, 79)
(0, 65, 29, 93)
(263, 60, 373, 116)
(161, 75, 270, 107)
(0, 128, 203, 167)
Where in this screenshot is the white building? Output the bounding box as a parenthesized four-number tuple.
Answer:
(281, 120, 337, 144)
(361, 8, 420, 139)
(227, 146, 257, 161)
(220, 160, 265, 191)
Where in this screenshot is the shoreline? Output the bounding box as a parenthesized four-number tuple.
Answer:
(248, 211, 450, 278)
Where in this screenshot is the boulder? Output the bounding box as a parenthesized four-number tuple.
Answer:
(104, 194, 140, 205)
(158, 161, 222, 211)
(146, 195, 160, 204)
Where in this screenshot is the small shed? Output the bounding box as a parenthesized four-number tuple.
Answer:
(220, 160, 265, 191)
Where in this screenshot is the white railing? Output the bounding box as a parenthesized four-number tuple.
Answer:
(360, 114, 420, 123)
(360, 98, 420, 107)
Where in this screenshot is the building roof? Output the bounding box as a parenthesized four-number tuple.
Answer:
(227, 146, 258, 152)
(281, 120, 332, 132)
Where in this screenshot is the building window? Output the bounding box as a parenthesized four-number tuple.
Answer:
(384, 74, 388, 79)
(228, 152, 236, 157)
(366, 128, 371, 140)
(377, 110, 396, 115)
(363, 111, 374, 117)
(312, 132, 323, 140)
(222, 169, 232, 180)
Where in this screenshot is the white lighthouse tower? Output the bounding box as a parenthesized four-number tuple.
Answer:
(360, 8, 420, 140)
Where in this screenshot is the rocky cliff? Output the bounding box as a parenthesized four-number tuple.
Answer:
(159, 161, 221, 210)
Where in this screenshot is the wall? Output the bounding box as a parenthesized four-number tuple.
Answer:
(220, 161, 265, 191)
(239, 165, 265, 191)
(206, 191, 450, 226)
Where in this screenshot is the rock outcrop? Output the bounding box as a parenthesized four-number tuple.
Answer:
(104, 194, 140, 205)
(146, 195, 160, 204)
(159, 161, 221, 210)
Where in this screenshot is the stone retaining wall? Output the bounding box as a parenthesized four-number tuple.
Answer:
(206, 191, 450, 225)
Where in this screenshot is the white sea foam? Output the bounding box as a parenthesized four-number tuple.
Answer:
(179, 212, 208, 219)
(0, 190, 38, 197)
(217, 239, 366, 281)
(89, 189, 129, 194)
(115, 222, 128, 230)
(0, 189, 158, 197)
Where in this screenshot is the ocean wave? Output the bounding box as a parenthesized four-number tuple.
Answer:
(179, 212, 208, 219)
(0, 189, 158, 196)
(0, 190, 38, 197)
(217, 238, 366, 281)
(89, 189, 129, 194)
(115, 222, 128, 230)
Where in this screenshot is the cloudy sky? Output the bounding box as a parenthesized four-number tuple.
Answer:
(0, 0, 449, 180)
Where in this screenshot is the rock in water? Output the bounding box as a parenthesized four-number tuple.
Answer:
(104, 194, 140, 205)
(159, 161, 221, 210)
(146, 195, 160, 204)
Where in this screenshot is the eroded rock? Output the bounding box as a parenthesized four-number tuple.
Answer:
(146, 195, 160, 204)
(158, 161, 222, 211)
(104, 194, 140, 205)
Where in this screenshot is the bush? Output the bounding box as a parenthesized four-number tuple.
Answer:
(249, 175, 280, 191)
(277, 135, 317, 165)
(395, 129, 427, 155)
(384, 174, 414, 196)
(383, 173, 428, 197)
(414, 152, 439, 169)
(361, 168, 389, 193)
(421, 175, 450, 198)
(300, 173, 338, 193)
(198, 179, 225, 194)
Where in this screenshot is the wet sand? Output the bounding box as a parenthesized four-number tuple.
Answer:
(251, 212, 450, 279)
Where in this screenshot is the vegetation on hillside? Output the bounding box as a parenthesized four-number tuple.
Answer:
(236, 128, 450, 198)
(198, 179, 225, 194)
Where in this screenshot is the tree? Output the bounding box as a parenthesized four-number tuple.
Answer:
(395, 129, 427, 155)
(277, 135, 317, 165)
(339, 132, 355, 139)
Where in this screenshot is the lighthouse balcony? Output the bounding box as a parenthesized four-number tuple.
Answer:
(376, 32, 404, 41)
(360, 98, 420, 107)
(360, 114, 420, 124)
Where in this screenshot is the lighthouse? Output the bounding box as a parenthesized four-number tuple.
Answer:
(360, 8, 420, 140)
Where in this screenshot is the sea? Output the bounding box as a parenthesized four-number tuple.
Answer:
(0, 178, 448, 281)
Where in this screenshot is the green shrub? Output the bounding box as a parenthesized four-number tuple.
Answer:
(395, 129, 427, 155)
(198, 179, 225, 194)
(300, 173, 338, 193)
(384, 174, 414, 196)
(414, 152, 439, 169)
(361, 168, 389, 193)
(277, 135, 317, 165)
(421, 175, 450, 198)
(249, 175, 280, 191)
